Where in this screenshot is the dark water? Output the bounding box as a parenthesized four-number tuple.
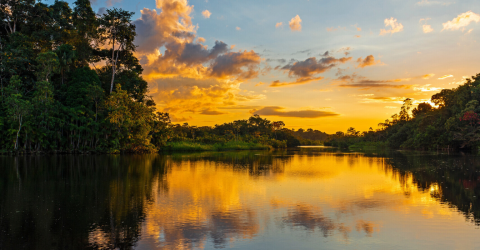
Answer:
(1, 148, 480, 249)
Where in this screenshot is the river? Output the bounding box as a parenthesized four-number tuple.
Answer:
(1, 147, 479, 249)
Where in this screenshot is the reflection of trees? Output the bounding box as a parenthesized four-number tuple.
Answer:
(0, 155, 167, 249)
(380, 152, 480, 225)
(165, 151, 289, 176)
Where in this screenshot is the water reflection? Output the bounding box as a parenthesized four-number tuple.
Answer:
(0, 149, 480, 249)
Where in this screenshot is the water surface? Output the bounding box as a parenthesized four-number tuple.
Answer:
(1, 148, 480, 249)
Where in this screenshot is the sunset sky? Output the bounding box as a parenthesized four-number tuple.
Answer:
(60, 0, 480, 133)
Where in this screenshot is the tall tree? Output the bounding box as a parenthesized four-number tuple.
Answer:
(99, 8, 136, 93)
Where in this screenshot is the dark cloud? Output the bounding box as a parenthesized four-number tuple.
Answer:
(200, 108, 227, 115)
(209, 51, 261, 80)
(249, 106, 339, 118)
(218, 105, 260, 110)
(321, 51, 329, 57)
(266, 58, 287, 64)
(282, 56, 352, 78)
(178, 41, 228, 66)
(97, 7, 106, 16)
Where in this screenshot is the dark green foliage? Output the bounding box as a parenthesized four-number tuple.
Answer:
(325, 74, 480, 151)
(0, 1, 154, 153)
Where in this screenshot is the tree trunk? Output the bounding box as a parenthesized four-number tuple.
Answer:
(110, 33, 116, 93)
(14, 115, 23, 150)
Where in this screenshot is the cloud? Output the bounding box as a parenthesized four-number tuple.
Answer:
(354, 24, 361, 31)
(276, 22, 283, 28)
(270, 56, 352, 87)
(269, 76, 324, 87)
(283, 57, 352, 78)
(236, 26, 241, 30)
(380, 17, 404, 35)
(422, 73, 435, 79)
(218, 105, 260, 110)
(209, 50, 261, 80)
(326, 26, 346, 32)
(413, 84, 443, 92)
(416, 0, 453, 6)
(442, 11, 480, 31)
(339, 83, 410, 90)
(200, 108, 226, 115)
(202, 10, 211, 18)
(356, 55, 381, 68)
(423, 25, 433, 33)
(106, 0, 121, 7)
(438, 74, 453, 79)
(448, 76, 469, 85)
(130, 0, 264, 119)
(360, 97, 407, 104)
(97, 7, 107, 16)
(249, 106, 339, 118)
(289, 15, 302, 31)
(354, 35, 361, 38)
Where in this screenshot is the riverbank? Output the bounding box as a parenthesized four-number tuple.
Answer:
(162, 141, 271, 152)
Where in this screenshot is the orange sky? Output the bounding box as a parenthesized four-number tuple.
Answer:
(87, 0, 480, 133)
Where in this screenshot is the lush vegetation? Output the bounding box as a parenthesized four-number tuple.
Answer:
(326, 74, 480, 151)
(0, 0, 311, 154)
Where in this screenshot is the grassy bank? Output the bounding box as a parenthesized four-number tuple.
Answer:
(162, 141, 271, 152)
(348, 141, 388, 150)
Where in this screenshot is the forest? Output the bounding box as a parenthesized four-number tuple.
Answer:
(326, 73, 480, 151)
(2, 0, 480, 154)
(0, 0, 311, 153)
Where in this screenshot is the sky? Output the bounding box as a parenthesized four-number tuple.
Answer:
(53, 0, 480, 133)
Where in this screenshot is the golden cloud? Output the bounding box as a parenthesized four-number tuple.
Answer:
(423, 25, 433, 33)
(289, 15, 302, 31)
(249, 106, 339, 118)
(380, 17, 404, 35)
(276, 22, 283, 28)
(442, 11, 480, 31)
(438, 74, 453, 80)
(202, 9, 211, 18)
(130, 0, 265, 120)
(356, 55, 381, 68)
(269, 76, 324, 87)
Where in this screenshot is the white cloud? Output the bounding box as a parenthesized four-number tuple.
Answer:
(443, 11, 480, 31)
(380, 17, 404, 35)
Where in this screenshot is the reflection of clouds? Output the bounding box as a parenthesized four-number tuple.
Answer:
(355, 220, 380, 237)
(155, 209, 259, 249)
(281, 204, 336, 237)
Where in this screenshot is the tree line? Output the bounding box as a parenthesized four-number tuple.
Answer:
(326, 74, 480, 151)
(0, 0, 315, 153)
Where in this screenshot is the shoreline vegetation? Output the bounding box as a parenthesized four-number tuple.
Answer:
(2, 1, 480, 155)
(0, 0, 327, 155)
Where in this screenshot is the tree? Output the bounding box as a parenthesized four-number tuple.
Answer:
(36, 52, 59, 82)
(399, 98, 413, 121)
(54, 44, 76, 85)
(412, 102, 433, 117)
(5, 76, 31, 150)
(99, 8, 136, 93)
